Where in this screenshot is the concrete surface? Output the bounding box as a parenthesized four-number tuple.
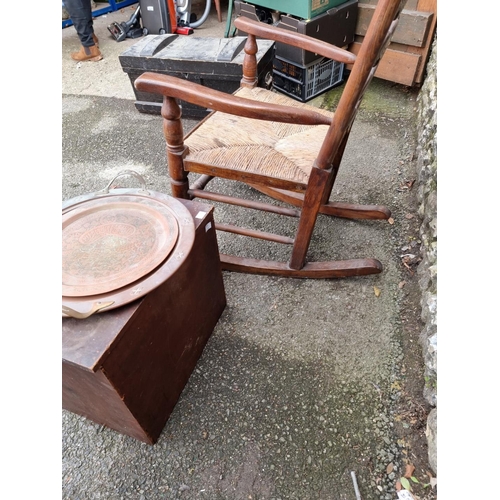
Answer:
(62, 2, 231, 99)
(62, 4, 432, 500)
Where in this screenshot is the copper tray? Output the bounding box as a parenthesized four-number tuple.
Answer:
(62, 171, 196, 318)
(63, 196, 180, 297)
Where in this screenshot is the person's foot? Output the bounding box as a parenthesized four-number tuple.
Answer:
(71, 44, 103, 62)
(92, 33, 99, 46)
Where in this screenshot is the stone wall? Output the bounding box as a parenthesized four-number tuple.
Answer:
(415, 35, 437, 474)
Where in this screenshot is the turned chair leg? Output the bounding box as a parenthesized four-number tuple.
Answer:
(161, 96, 190, 199)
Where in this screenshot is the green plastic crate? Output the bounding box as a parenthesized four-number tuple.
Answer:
(244, 0, 348, 19)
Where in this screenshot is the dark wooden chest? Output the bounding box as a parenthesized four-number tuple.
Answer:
(62, 199, 226, 444)
(119, 34, 275, 119)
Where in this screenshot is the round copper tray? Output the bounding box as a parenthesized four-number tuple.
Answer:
(63, 197, 180, 297)
(62, 188, 196, 317)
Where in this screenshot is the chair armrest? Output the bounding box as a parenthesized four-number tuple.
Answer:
(234, 17, 357, 65)
(134, 72, 332, 126)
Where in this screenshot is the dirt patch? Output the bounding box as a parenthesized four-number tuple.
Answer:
(389, 200, 437, 500)
(393, 274, 436, 499)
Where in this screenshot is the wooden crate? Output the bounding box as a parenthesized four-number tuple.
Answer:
(347, 0, 437, 86)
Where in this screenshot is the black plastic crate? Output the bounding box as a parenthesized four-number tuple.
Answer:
(272, 56, 344, 102)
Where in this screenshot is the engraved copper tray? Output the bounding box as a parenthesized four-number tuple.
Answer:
(62, 171, 196, 318)
(62, 197, 179, 297)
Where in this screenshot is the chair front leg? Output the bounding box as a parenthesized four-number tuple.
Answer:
(289, 166, 331, 270)
(162, 96, 190, 199)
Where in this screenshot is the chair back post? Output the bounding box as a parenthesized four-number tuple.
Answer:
(288, 0, 405, 269)
(240, 34, 259, 88)
(315, 0, 406, 171)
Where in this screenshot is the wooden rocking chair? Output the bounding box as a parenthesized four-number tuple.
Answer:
(134, 0, 406, 278)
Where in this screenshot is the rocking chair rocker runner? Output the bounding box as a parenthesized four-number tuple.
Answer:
(134, 0, 407, 279)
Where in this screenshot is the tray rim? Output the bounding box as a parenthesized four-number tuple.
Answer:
(62, 189, 196, 317)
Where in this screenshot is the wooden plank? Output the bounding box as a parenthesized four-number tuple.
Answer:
(404, 0, 419, 8)
(356, 4, 434, 47)
(416, 0, 437, 12)
(352, 0, 437, 86)
(358, 0, 419, 10)
(349, 41, 421, 86)
(408, 0, 437, 83)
